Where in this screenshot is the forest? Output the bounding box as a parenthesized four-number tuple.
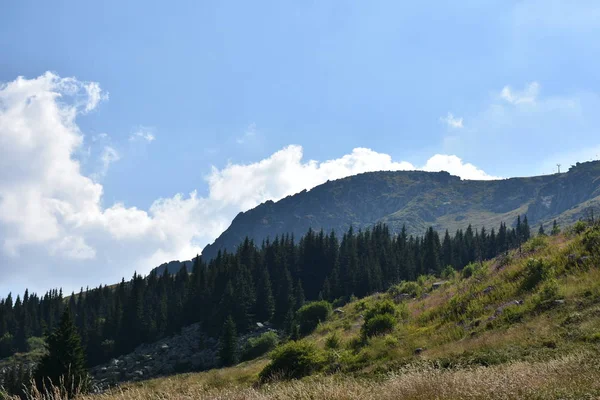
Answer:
(0, 216, 534, 371)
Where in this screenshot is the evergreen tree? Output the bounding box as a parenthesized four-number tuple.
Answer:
(254, 266, 275, 322)
(538, 223, 546, 236)
(35, 308, 88, 396)
(551, 220, 561, 235)
(522, 215, 531, 241)
(219, 316, 237, 366)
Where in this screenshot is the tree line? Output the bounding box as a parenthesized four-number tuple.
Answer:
(0, 216, 532, 369)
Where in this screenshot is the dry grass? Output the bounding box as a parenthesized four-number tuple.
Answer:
(7, 350, 598, 400)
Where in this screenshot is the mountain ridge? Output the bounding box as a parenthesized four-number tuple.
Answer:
(200, 160, 600, 261)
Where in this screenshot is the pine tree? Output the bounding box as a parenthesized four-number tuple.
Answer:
(522, 215, 531, 241)
(219, 316, 237, 366)
(35, 308, 89, 396)
(551, 220, 561, 235)
(538, 224, 546, 236)
(254, 267, 275, 322)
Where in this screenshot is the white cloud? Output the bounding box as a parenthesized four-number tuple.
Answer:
(0, 72, 497, 296)
(422, 154, 499, 180)
(83, 82, 108, 113)
(500, 81, 540, 105)
(97, 146, 120, 178)
(440, 112, 464, 128)
(129, 128, 155, 142)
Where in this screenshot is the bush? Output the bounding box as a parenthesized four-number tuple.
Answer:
(241, 331, 279, 361)
(522, 258, 553, 291)
(362, 314, 396, 338)
(522, 235, 548, 253)
(364, 300, 396, 321)
(259, 341, 324, 381)
(0, 333, 14, 358)
(539, 279, 559, 301)
(573, 220, 588, 234)
(441, 265, 456, 280)
(389, 281, 422, 298)
(325, 332, 341, 349)
(583, 227, 600, 255)
(296, 301, 332, 336)
(462, 263, 476, 279)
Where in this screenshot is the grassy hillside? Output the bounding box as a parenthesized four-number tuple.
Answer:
(49, 222, 600, 400)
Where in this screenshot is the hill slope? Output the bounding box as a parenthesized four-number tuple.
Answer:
(83, 223, 600, 399)
(202, 160, 600, 260)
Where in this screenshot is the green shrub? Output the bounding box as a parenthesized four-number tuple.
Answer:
(462, 263, 476, 279)
(522, 258, 553, 291)
(583, 227, 600, 255)
(539, 279, 559, 301)
(362, 314, 396, 338)
(573, 220, 588, 234)
(523, 235, 548, 253)
(259, 341, 324, 381)
(364, 300, 396, 321)
(0, 333, 14, 358)
(325, 332, 341, 349)
(392, 281, 422, 297)
(441, 265, 456, 280)
(296, 301, 332, 335)
(501, 305, 525, 324)
(241, 331, 279, 361)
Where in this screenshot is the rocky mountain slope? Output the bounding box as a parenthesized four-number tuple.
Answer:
(202, 160, 600, 260)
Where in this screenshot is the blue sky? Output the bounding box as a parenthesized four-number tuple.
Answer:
(1, 1, 599, 295)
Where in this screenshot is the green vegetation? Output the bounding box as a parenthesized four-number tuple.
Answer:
(296, 301, 332, 335)
(219, 316, 238, 366)
(34, 308, 89, 397)
(241, 332, 279, 361)
(3, 221, 600, 399)
(259, 340, 324, 381)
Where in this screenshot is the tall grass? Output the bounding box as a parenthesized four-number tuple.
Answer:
(3, 350, 598, 400)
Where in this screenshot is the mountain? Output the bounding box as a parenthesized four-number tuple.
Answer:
(151, 260, 193, 275)
(202, 160, 600, 260)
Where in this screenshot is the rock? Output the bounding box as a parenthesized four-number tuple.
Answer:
(256, 322, 264, 328)
(432, 281, 448, 289)
(495, 300, 523, 316)
(394, 293, 412, 303)
(90, 322, 280, 389)
(554, 299, 566, 305)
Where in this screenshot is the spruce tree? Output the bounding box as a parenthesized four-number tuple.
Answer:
(35, 308, 89, 396)
(551, 220, 561, 235)
(219, 316, 237, 366)
(538, 224, 546, 236)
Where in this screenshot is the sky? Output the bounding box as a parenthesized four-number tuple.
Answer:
(1, 0, 599, 297)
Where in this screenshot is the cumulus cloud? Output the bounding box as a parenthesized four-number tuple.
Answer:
(0, 72, 496, 296)
(422, 155, 499, 180)
(440, 112, 464, 128)
(129, 128, 155, 142)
